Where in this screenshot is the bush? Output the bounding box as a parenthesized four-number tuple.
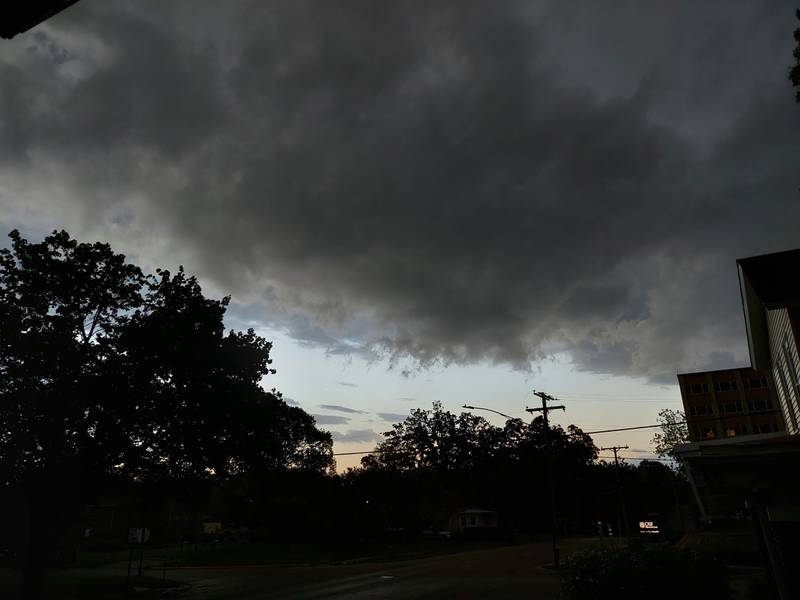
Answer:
(560, 542, 730, 600)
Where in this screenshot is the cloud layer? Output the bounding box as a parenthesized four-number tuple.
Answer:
(332, 429, 382, 444)
(319, 404, 366, 414)
(1, 1, 799, 382)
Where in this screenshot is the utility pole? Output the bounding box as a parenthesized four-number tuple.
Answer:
(526, 390, 565, 569)
(600, 445, 630, 539)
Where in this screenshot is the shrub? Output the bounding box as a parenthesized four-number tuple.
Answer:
(560, 542, 730, 600)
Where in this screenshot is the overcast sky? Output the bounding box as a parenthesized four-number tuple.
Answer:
(2, 1, 798, 468)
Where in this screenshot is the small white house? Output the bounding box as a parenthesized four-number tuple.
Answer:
(448, 508, 498, 534)
(201, 521, 223, 535)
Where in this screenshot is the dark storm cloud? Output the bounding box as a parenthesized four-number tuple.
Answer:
(319, 404, 366, 414)
(1, 1, 799, 382)
(312, 414, 351, 426)
(332, 429, 382, 444)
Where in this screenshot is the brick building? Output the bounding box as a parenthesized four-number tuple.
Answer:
(678, 366, 784, 442)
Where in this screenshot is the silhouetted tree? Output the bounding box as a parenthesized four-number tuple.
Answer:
(360, 403, 598, 533)
(363, 402, 502, 473)
(651, 408, 689, 459)
(0, 230, 332, 599)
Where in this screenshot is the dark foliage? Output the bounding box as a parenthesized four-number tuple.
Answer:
(0, 230, 332, 598)
(348, 403, 686, 536)
(560, 543, 730, 600)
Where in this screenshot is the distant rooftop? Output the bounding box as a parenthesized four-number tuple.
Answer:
(677, 365, 759, 377)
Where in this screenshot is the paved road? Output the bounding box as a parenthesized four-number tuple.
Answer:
(167, 542, 563, 599)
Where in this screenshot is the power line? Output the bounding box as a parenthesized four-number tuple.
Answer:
(557, 392, 680, 399)
(565, 398, 680, 404)
(334, 450, 674, 462)
(597, 455, 673, 462)
(583, 409, 781, 435)
(333, 411, 782, 455)
(584, 423, 666, 434)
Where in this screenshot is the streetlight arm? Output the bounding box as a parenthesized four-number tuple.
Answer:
(462, 405, 518, 421)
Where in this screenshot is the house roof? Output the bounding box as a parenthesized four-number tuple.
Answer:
(674, 432, 800, 459)
(1, 1, 80, 39)
(677, 366, 762, 377)
(737, 249, 800, 309)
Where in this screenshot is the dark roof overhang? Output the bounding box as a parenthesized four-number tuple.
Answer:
(1, 1, 80, 40)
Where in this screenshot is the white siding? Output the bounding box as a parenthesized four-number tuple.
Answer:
(767, 308, 800, 434)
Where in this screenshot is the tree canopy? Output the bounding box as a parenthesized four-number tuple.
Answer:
(363, 401, 598, 473)
(0, 229, 332, 484)
(651, 408, 689, 459)
(0, 229, 332, 598)
(356, 402, 601, 534)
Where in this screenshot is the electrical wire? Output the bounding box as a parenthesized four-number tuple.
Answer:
(582, 409, 781, 435)
(332, 410, 782, 457)
(564, 398, 681, 404)
(333, 450, 673, 462)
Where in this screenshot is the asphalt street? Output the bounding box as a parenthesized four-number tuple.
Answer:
(168, 541, 563, 599)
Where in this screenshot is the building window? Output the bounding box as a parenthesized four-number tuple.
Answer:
(755, 422, 779, 434)
(721, 402, 742, 414)
(748, 399, 772, 412)
(725, 425, 745, 437)
(688, 383, 709, 395)
(782, 339, 800, 396)
(775, 360, 798, 431)
(714, 380, 738, 392)
(700, 427, 716, 439)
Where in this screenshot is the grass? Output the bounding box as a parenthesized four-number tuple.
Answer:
(0, 537, 601, 599)
(1, 572, 185, 600)
(49, 574, 183, 595)
(72, 548, 132, 568)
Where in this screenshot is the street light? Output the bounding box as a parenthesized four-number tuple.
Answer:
(462, 405, 518, 421)
(464, 401, 562, 570)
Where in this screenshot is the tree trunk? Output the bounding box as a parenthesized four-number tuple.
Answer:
(20, 482, 48, 600)
(20, 542, 45, 600)
(19, 469, 81, 600)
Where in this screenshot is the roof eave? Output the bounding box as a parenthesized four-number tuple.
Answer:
(737, 262, 771, 370)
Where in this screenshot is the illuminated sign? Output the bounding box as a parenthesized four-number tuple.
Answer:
(638, 520, 660, 534)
